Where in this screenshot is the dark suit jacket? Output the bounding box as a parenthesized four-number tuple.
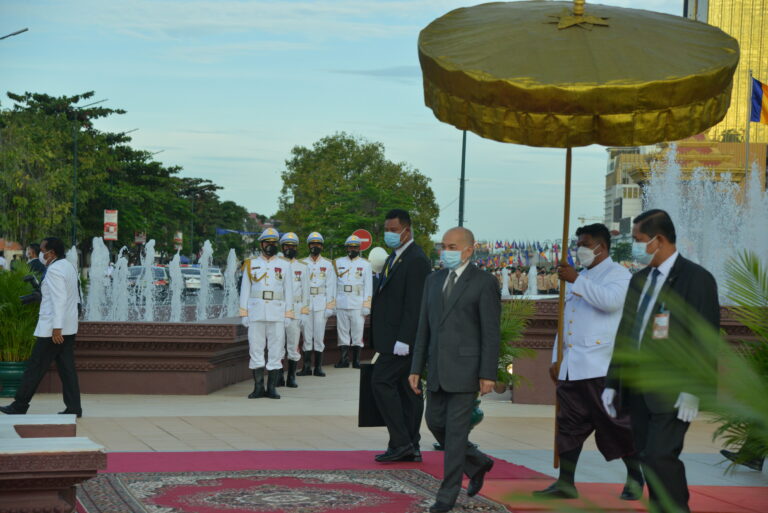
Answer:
(607, 254, 720, 413)
(411, 264, 501, 393)
(28, 258, 46, 277)
(371, 242, 431, 354)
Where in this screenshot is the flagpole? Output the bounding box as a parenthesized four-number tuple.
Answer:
(746, 69, 752, 175)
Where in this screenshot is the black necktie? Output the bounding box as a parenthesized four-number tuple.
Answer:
(443, 271, 457, 303)
(631, 268, 661, 344)
(379, 252, 397, 291)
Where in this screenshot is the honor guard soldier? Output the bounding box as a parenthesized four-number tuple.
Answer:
(239, 228, 295, 399)
(297, 232, 336, 377)
(278, 232, 309, 388)
(334, 234, 372, 369)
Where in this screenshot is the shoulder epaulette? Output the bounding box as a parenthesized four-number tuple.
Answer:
(279, 256, 291, 262)
(293, 259, 308, 266)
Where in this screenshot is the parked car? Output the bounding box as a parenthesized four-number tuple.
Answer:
(127, 266, 169, 302)
(208, 267, 224, 289)
(181, 267, 201, 294)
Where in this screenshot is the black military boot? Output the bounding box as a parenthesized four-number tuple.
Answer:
(351, 347, 361, 369)
(266, 369, 281, 399)
(248, 368, 266, 399)
(297, 351, 313, 376)
(334, 346, 350, 368)
(276, 364, 286, 387)
(287, 360, 299, 388)
(313, 350, 326, 377)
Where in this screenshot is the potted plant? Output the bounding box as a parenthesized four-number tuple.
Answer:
(495, 298, 536, 394)
(0, 264, 40, 397)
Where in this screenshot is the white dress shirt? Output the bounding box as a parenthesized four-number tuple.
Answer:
(34, 259, 80, 337)
(552, 256, 631, 380)
(637, 251, 679, 342)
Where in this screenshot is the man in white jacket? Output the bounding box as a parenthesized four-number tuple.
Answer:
(1, 237, 82, 417)
(534, 224, 642, 500)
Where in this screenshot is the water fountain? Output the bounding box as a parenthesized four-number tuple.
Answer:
(222, 248, 239, 318)
(644, 146, 768, 301)
(54, 238, 251, 395)
(197, 240, 213, 321)
(501, 267, 511, 298)
(525, 265, 538, 296)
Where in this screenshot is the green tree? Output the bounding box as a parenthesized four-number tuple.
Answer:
(276, 133, 439, 257)
(610, 241, 632, 263)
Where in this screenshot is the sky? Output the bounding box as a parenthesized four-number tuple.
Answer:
(1, 0, 683, 242)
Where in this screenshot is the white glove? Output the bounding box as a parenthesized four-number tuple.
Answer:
(240, 316, 249, 327)
(324, 309, 334, 319)
(601, 388, 617, 418)
(362, 307, 370, 316)
(393, 341, 410, 356)
(675, 392, 699, 423)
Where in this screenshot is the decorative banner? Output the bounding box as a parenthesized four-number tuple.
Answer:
(103, 210, 118, 241)
(353, 229, 373, 252)
(174, 231, 183, 251)
(134, 232, 147, 245)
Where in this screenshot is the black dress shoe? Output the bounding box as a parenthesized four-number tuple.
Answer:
(532, 481, 579, 499)
(467, 458, 494, 497)
(375, 444, 415, 462)
(429, 501, 453, 513)
(0, 404, 27, 415)
(620, 477, 644, 500)
(721, 449, 765, 471)
(58, 409, 83, 418)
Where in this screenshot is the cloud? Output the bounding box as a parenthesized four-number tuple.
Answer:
(166, 41, 317, 63)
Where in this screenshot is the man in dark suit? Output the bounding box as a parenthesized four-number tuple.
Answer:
(409, 227, 499, 513)
(371, 209, 431, 463)
(604, 209, 720, 513)
(26, 243, 47, 277)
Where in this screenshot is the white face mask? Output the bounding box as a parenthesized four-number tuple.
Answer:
(576, 245, 601, 268)
(39, 251, 46, 264)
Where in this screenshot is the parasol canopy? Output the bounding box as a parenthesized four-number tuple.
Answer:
(418, 0, 739, 148)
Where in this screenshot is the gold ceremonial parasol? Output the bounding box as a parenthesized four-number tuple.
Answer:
(418, 0, 738, 466)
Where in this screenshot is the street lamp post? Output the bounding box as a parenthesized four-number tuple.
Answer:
(458, 130, 467, 227)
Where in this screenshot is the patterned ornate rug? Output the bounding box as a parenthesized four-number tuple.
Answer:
(77, 469, 510, 513)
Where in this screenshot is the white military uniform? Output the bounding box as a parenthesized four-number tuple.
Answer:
(552, 256, 631, 380)
(240, 255, 295, 371)
(285, 258, 310, 361)
(334, 256, 372, 348)
(302, 255, 336, 352)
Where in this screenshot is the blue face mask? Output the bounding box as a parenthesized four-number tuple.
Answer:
(441, 250, 463, 270)
(384, 230, 403, 249)
(631, 237, 656, 266)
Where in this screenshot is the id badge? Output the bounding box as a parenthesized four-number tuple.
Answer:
(652, 313, 670, 339)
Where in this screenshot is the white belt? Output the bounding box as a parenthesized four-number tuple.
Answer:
(250, 290, 284, 300)
(310, 286, 326, 295)
(342, 285, 363, 295)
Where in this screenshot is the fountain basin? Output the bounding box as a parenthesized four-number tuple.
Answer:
(37, 320, 250, 395)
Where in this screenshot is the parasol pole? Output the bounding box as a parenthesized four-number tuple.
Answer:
(554, 147, 572, 468)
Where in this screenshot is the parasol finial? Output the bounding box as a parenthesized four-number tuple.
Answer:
(573, 0, 585, 16)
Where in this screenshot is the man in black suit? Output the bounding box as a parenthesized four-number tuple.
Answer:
(371, 209, 431, 463)
(26, 243, 47, 277)
(604, 209, 720, 513)
(410, 227, 499, 513)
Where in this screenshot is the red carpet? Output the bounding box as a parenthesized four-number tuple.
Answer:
(76, 451, 767, 513)
(99, 450, 548, 480)
(481, 479, 768, 513)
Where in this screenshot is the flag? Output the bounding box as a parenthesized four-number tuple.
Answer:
(567, 251, 575, 266)
(751, 77, 768, 124)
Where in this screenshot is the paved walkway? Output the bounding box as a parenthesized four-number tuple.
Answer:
(23, 367, 768, 488)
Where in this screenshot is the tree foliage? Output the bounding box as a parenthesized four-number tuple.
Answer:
(276, 133, 439, 257)
(0, 91, 259, 263)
